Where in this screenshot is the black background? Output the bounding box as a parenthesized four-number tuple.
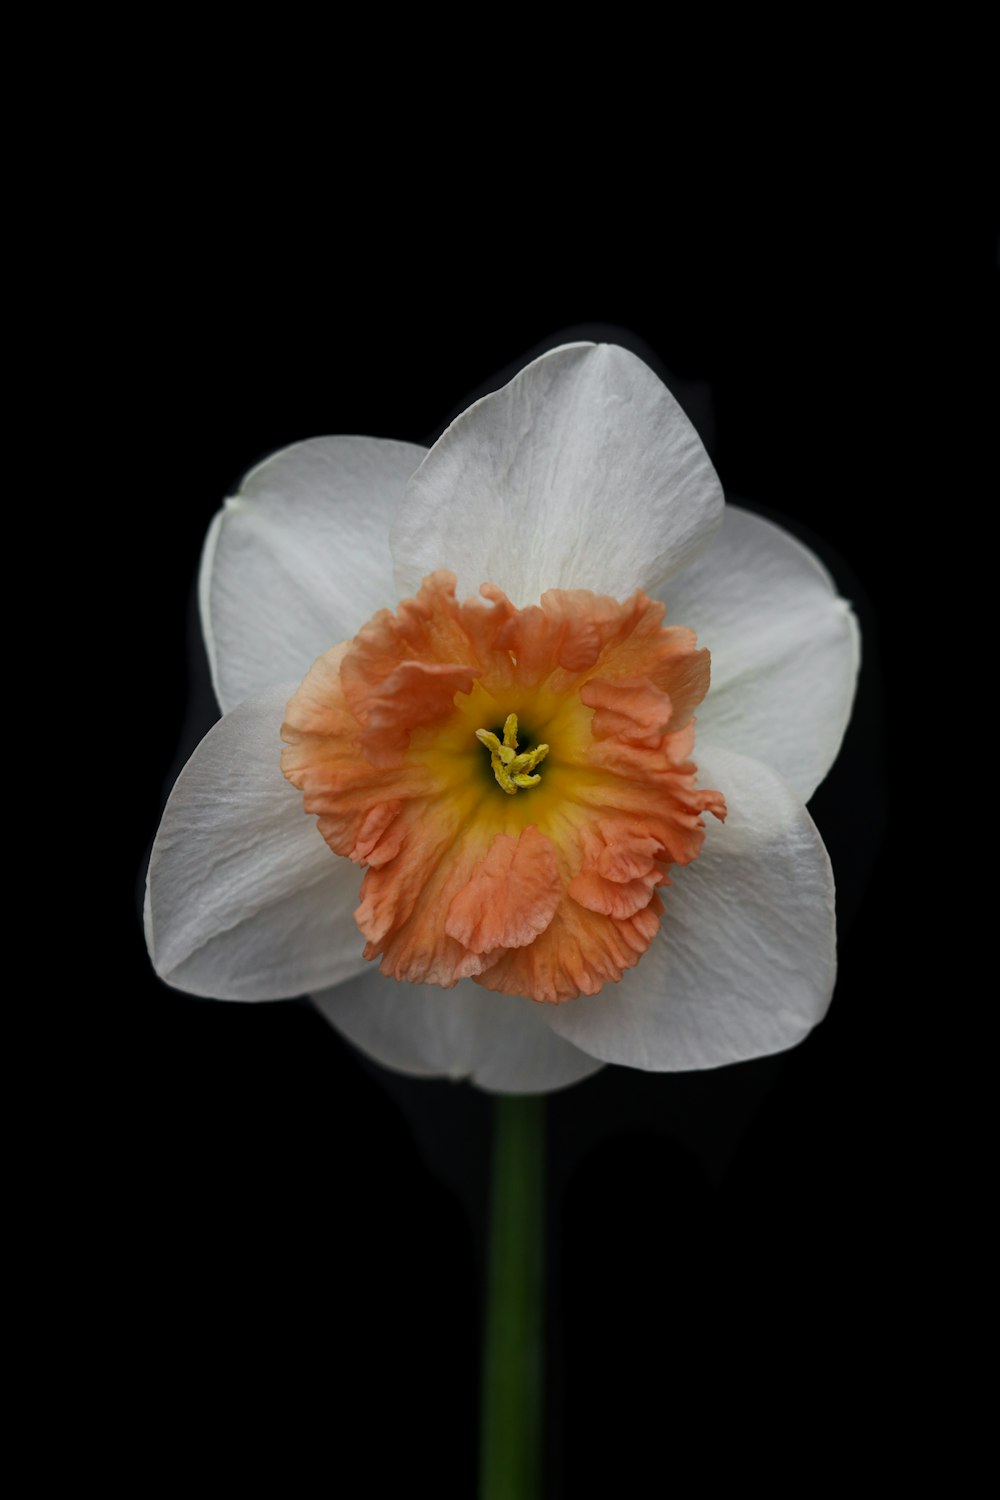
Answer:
(112, 190, 989, 1491)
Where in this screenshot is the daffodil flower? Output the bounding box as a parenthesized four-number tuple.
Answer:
(145, 342, 859, 1093)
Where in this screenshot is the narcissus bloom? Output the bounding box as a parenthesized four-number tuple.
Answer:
(145, 343, 859, 1093)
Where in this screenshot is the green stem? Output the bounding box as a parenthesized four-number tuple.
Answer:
(478, 1094, 545, 1500)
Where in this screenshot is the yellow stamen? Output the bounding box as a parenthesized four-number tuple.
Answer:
(476, 713, 550, 795)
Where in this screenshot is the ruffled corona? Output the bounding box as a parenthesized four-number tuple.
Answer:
(281, 571, 726, 1003)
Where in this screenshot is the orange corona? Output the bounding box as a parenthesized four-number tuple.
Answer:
(281, 571, 726, 1004)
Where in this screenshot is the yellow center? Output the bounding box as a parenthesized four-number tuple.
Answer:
(475, 712, 550, 796)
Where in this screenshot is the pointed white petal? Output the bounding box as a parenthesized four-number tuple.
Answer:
(202, 436, 426, 712)
(545, 744, 836, 1070)
(668, 505, 860, 801)
(392, 343, 723, 606)
(312, 971, 603, 1094)
(146, 686, 368, 999)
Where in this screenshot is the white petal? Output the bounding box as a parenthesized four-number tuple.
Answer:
(202, 436, 426, 712)
(312, 971, 603, 1094)
(545, 745, 836, 1071)
(145, 686, 369, 1000)
(392, 343, 723, 607)
(668, 505, 860, 801)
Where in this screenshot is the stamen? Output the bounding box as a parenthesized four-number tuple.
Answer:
(476, 714, 550, 795)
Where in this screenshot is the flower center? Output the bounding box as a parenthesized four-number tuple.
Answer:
(281, 571, 726, 1004)
(475, 712, 550, 796)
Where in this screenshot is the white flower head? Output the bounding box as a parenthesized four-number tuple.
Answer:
(145, 343, 859, 1093)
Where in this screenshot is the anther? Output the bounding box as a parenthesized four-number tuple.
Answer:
(476, 715, 549, 795)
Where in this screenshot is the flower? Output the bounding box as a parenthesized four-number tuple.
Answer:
(145, 342, 859, 1093)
